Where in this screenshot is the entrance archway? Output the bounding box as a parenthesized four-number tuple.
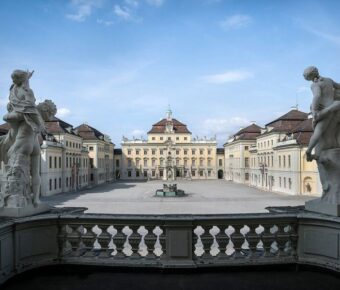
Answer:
(218, 170, 224, 179)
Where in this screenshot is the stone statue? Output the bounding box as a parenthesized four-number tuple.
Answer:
(0, 70, 57, 216)
(304, 66, 340, 216)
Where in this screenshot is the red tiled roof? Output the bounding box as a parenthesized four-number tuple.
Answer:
(75, 123, 105, 141)
(148, 118, 191, 134)
(266, 110, 308, 127)
(45, 117, 78, 136)
(234, 123, 262, 140)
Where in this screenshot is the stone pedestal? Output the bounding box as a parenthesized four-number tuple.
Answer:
(0, 203, 51, 218)
(305, 198, 340, 217)
(305, 148, 340, 217)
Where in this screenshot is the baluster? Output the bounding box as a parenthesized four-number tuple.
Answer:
(158, 227, 166, 258)
(215, 226, 229, 260)
(275, 224, 288, 257)
(59, 224, 73, 256)
(230, 225, 245, 258)
(113, 225, 127, 259)
(144, 225, 157, 259)
(288, 223, 298, 257)
(200, 226, 214, 259)
(97, 225, 113, 258)
(245, 224, 260, 259)
(129, 225, 142, 259)
(67, 225, 81, 257)
(82, 224, 97, 257)
(261, 224, 275, 258)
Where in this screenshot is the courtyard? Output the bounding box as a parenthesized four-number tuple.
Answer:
(43, 180, 314, 214)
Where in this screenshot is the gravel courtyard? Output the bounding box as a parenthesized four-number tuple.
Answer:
(43, 180, 315, 214)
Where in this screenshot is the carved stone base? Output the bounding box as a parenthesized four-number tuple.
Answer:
(0, 203, 51, 218)
(305, 198, 340, 217)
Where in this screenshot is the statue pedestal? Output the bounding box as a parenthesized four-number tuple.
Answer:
(305, 148, 340, 217)
(305, 198, 340, 217)
(0, 203, 51, 218)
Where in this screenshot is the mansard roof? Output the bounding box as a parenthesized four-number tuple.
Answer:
(75, 123, 106, 141)
(234, 123, 262, 140)
(148, 118, 191, 134)
(266, 109, 308, 127)
(45, 117, 79, 136)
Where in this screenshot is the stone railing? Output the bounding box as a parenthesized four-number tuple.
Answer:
(0, 207, 340, 284)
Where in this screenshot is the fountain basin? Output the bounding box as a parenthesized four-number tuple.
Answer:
(155, 183, 186, 197)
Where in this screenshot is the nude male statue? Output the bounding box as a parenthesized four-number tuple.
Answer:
(303, 66, 340, 161)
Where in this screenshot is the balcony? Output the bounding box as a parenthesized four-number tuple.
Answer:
(1, 206, 340, 288)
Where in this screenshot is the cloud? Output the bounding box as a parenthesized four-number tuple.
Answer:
(202, 70, 253, 84)
(303, 27, 340, 46)
(97, 19, 114, 26)
(145, 0, 164, 7)
(131, 129, 146, 137)
(203, 117, 251, 135)
(220, 14, 252, 30)
(125, 0, 139, 8)
(114, 5, 137, 21)
(66, 0, 103, 22)
(57, 107, 71, 118)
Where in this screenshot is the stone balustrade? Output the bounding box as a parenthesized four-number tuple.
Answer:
(0, 207, 340, 284)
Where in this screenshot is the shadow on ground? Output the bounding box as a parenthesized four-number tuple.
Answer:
(3, 265, 340, 290)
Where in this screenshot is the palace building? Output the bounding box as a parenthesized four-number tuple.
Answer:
(117, 109, 221, 180)
(224, 109, 321, 196)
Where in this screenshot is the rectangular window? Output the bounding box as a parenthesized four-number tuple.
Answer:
(192, 149, 196, 155)
(208, 159, 211, 166)
(54, 178, 57, 190)
(160, 170, 163, 177)
(288, 155, 291, 168)
(208, 170, 211, 177)
(59, 157, 62, 168)
(245, 146, 249, 151)
(152, 170, 155, 177)
(49, 156, 52, 169)
(59, 178, 61, 188)
(160, 137, 163, 141)
(219, 159, 222, 166)
(128, 159, 132, 167)
(128, 170, 132, 177)
(128, 149, 131, 155)
(136, 150, 140, 155)
(136, 170, 140, 177)
(200, 150, 203, 155)
(199, 170, 204, 177)
(279, 156, 281, 167)
(191, 170, 196, 177)
(160, 150, 163, 155)
(200, 159, 204, 166)
(283, 156, 286, 167)
(152, 159, 156, 166)
(116, 159, 120, 167)
(144, 150, 147, 155)
(152, 137, 155, 141)
(184, 150, 187, 155)
(245, 157, 249, 168)
(152, 150, 156, 155)
(245, 173, 249, 181)
(184, 159, 188, 166)
(89, 146, 93, 151)
(184, 137, 187, 141)
(49, 179, 52, 191)
(144, 159, 148, 167)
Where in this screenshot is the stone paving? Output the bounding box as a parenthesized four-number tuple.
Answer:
(42, 180, 316, 214)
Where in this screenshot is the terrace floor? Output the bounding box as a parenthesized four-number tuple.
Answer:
(42, 180, 314, 214)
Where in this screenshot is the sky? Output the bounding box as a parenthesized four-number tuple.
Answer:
(1, 0, 340, 146)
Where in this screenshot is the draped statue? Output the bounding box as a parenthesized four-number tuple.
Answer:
(0, 70, 56, 216)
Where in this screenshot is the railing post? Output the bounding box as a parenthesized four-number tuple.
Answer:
(163, 219, 195, 267)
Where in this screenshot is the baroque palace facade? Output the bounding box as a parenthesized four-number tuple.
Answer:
(0, 117, 115, 197)
(115, 109, 222, 180)
(224, 109, 321, 196)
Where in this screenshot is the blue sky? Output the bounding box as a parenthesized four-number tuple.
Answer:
(1, 0, 340, 146)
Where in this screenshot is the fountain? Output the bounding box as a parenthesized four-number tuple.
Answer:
(155, 140, 186, 197)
